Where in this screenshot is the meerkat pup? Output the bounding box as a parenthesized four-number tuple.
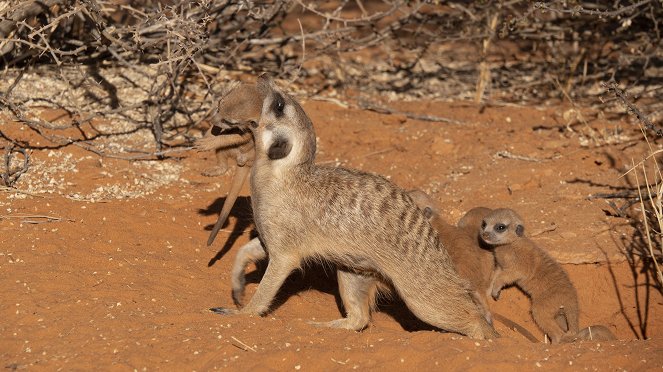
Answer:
(196, 82, 259, 177)
(196, 83, 265, 246)
(480, 208, 579, 343)
(211, 75, 498, 339)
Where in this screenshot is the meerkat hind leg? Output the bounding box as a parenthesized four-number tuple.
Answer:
(309, 270, 378, 331)
(531, 302, 566, 344)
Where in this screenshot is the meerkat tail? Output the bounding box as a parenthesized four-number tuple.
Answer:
(492, 313, 539, 343)
(195, 133, 249, 152)
(207, 165, 251, 246)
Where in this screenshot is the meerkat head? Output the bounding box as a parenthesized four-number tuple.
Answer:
(209, 82, 265, 136)
(253, 74, 317, 165)
(479, 208, 525, 246)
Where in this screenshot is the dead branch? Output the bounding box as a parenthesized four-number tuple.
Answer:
(0, 0, 658, 170)
(602, 81, 663, 137)
(1, 144, 30, 187)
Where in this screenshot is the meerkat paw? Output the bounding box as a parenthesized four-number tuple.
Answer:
(308, 318, 367, 331)
(491, 289, 501, 301)
(210, 307, 239, 315)
(202, 165, 229, 177)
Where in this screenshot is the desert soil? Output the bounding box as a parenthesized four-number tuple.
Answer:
(1, 97, 662, 370)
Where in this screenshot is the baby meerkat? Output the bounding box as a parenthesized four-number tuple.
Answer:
(480, 208, 579, 344)
(211, 75, 498, 339)
(196, 83, 259, 177)
(196, 83, 265, 246)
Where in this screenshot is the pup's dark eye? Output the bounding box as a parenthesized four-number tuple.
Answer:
(495, 223, 507, 232)
(271, 93, 285, 117)
(481, 221, 486, 229)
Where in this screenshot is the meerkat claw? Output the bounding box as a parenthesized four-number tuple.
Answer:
(210, 307, 238, 315)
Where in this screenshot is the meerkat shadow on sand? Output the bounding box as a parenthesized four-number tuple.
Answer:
(199, 196, 254, 266)
(377, 298, 439, 332)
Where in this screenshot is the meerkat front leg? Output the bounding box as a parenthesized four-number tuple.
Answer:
(230, 237, 267, 306)
(212, 253, 300, 316)
(489, 266, 522, 300)
(309, 270, 378, 331)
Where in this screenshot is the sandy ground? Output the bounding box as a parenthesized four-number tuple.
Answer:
(1, 98, 662, 370)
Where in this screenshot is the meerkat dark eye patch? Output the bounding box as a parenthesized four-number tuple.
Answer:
(211, 125, 224, 136)
(271, 93, 286, 118)
(267, 135, 292, 160)
(249, 120, 258, 128)
(515, 224, 524, 237)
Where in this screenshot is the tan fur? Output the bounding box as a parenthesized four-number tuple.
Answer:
(480, 208, 579, 343)
(457, 207, 493, 233)
(212, 75, 498, 339)
(196, 83, 260, 176)
(230, 237, 266, 306)
(199, 83, 265, 246)
(230, 235, 385, 330)
(407, 192, 495, 323)
(565, 325, 617, 342)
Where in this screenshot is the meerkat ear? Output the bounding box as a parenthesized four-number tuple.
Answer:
(407, 189, 437, 212)
(267, 135, 292, 160)
(515, 224, 524, 237)
(422, 207, 434, 220)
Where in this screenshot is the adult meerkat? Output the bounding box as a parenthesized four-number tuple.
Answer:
(229, 192, 482, 330)
(480, 208, 579, 343)
(211, 75, 498, 339)
(196, 83, 265, 246)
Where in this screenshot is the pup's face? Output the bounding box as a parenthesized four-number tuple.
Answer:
(209, 83, 264, 136)
(480, 208, 525, 246)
